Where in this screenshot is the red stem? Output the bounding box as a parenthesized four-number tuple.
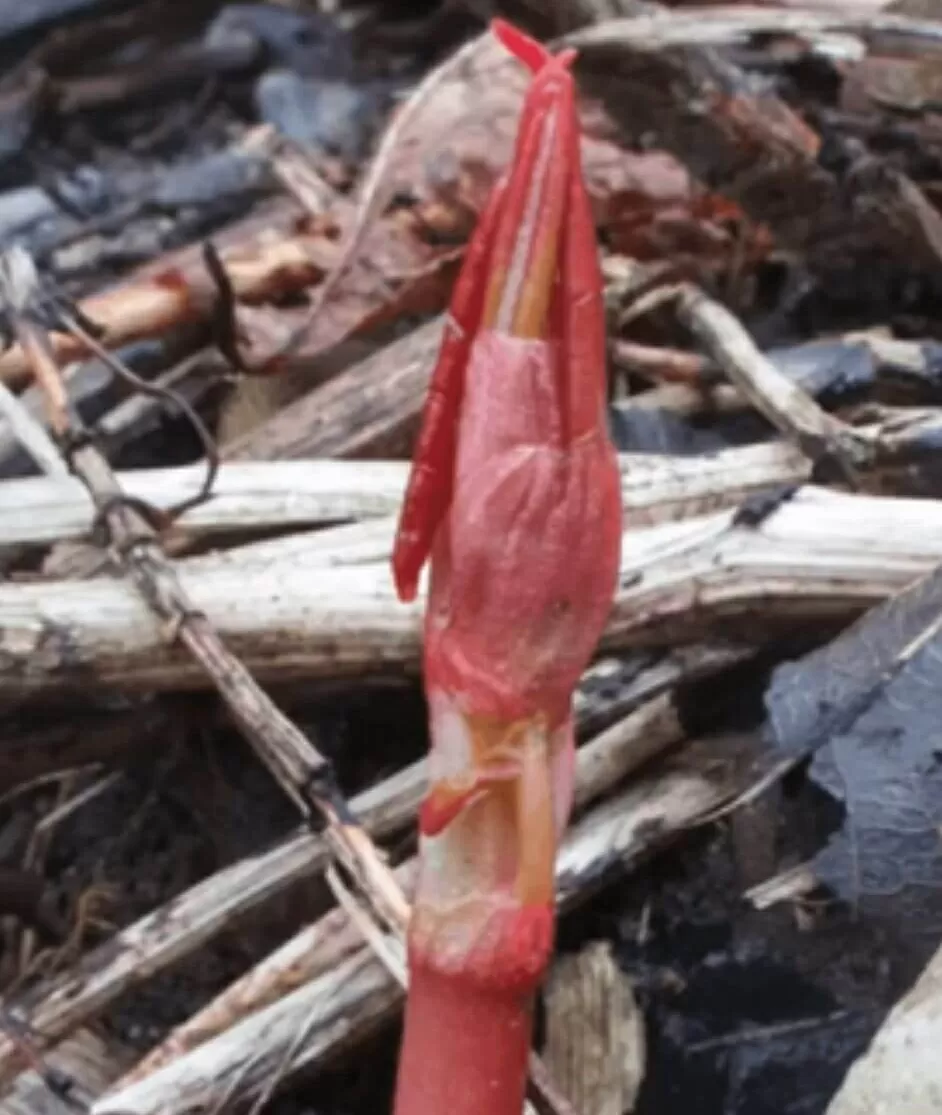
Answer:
(394, 963, 533, 1115)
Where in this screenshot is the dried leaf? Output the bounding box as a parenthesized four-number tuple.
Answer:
(389, 34, 759, 269)
(544, 942, 645, 1115)
(765, 561, 942, 936)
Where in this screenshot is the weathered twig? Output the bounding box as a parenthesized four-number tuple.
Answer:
(669, 282, 872, 478)
(0, 214, 330, 388)
(0, 442, 812, 550)
(544, 942, 645, 1115)
(0, 485, 937, 695)
(564, 6, 942, 56)
(605, 255, 874, 477)
(1, 1028, 133, 1115)
(94, 735, 756, 1115)
(0, 379, 68, 479)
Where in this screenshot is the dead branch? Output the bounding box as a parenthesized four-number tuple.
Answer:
(671, 283, 872, 475)
(606, 256, 873, 475)
(221, 313, 455, 460)
(1, 1029, 133, 1115)
(0, 379, 68, 479)
(0, 460, 407, 550)
(565, 6, 942, 56)
(0, 485, 937, 694)
(544, 942, 645, 1115)
(0, 442, 812, 550)
(0, 218, 331, 389)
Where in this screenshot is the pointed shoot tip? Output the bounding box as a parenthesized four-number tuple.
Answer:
(491, 19, 576, 74)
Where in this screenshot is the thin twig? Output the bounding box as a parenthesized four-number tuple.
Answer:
(55, 309, 220, 521)
(325, 864, 408, 986)
(0, 378, 68, 477)
(609, 255, 876, 481)
(671, 282, 872, 481)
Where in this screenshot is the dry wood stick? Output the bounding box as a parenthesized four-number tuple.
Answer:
(670, 282, 873, 478)
(0, 207, 329, 388)
(0, 484, 937, 696)
(565, 6, 942, 56)
(0, 442, 812, 550)
(1, 1028, 134, 1115)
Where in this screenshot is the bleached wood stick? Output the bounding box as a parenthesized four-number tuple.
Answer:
(544, 943, 645, 1115)
(0, 442, 810, 550)
(0, 486, 938, 695)
(1, 1030, 133, 1115)
(95, 739, 747, 1115)
(565, 6, 942, 55)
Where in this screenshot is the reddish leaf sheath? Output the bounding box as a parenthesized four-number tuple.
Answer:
(392, 20, 622, 1115)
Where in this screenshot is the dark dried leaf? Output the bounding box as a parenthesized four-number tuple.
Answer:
(766, 562, 942, 935)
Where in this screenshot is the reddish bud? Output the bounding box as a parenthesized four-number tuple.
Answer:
(392, 21, 623, 1115)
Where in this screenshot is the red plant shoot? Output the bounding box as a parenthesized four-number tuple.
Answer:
(391, 20, 623, 1115)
